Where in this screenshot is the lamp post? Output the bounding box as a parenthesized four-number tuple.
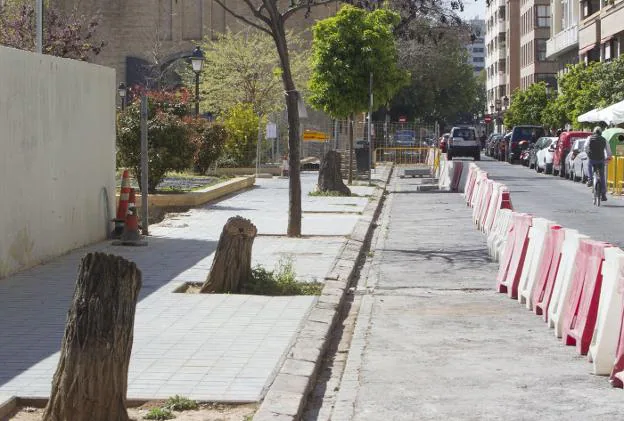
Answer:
(117, 82, 127, 111)
(190, 46, 205, 117)
(495, 98, 502, 133)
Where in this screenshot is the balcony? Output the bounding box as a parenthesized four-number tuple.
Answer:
(498, 20, 506, 34)
(498, 48, 507, 61)
(546, 25, 579, 59)
(497, 72, 506, 86)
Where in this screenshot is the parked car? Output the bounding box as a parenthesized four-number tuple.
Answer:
(447, 126, 480, 161)
(439, 133, 450, 152)
(505, 125, 546, 162)
(486, 133, 502, 157)
(535, 137, 558, 174)
(527, 140, 541, 169)
(569, 137, 589, 182)
(393, 130, 416, 146)
(552, 131, 591, 177)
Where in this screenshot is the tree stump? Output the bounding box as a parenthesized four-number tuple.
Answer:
(43, 252, 142, 421)
(200, 216, 258, 293)
(318, 150, 351, 196)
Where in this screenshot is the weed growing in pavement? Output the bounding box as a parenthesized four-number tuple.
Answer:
(164, 395, 198, 411)
(242, 256, 323, 296)
(144, 407, 175, 420)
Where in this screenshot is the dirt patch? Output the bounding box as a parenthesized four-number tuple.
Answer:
(8, 402, 257, 420)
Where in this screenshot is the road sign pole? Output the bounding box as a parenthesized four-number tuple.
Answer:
(368, 72, 373, 185)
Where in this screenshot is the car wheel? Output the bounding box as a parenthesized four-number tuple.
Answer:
(474, 151, 481, 161)
(559, 162, 565, 178)
(545, 163, 553, 174)
(447, 152, 453, 161)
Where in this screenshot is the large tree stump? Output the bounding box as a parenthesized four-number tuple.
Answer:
(318, 150, 351, 196)
(200, 216, 258, 293)
(43, 252, 142, 421)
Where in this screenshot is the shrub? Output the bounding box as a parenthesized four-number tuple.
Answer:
(144, 407, 175, 420)
(185, 118, 228, 174)
(164, 395, 198, 411)
(117, 105, 194, 193)
(224, 103, 261, 167)
(241, 257, 323, 296)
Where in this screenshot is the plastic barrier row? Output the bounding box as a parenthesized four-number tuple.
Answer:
(464, 163, 624, 387)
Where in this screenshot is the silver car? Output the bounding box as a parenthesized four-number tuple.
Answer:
(569, 137, 589, 182)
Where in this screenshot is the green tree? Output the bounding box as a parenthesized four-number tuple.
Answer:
(308, 5, 409, 183)
(194, 28, 309, 117)
(555, 62, 601, 127)
(223, 103, 262, 167)
(596, 55, 624, 107)
(503, 82, 549, 128)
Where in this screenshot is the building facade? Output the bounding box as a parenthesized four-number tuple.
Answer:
(578, 0, 624, 63)
(466, 18, 486, 75)
(52, 0, 337, 88)
(519, 0, 558, 89)
(546, 0, 580, 74)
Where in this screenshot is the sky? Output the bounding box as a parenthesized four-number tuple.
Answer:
(458, 0, 486, 20)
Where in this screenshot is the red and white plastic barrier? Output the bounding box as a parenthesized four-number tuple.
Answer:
(532, 226, 566, 320)
(588, 247, 624, 375)
(496, 213, 533, 299)
(487, 208, 514, 262)
(517, 218, 556, 309)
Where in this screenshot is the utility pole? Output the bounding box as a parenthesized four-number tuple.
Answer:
(35, 0, 43, 54)
(140, 95, 149, 236)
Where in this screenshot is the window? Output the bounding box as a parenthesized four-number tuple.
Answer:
(473, 57, 485, 62)
(536, 39, 547, 61)
(473, 47, 485, 53)
(603, 39, 616, 61)
(536, 5, 551, 27)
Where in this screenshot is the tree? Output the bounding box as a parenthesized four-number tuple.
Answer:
(223, 103, 263, 167)
(555, 62, 601, 127)
(195, 28, 310, 117)
(186, 119, 228, 174)
(0, 3, 105, 61)
(211, 0, 466, 236)
(116, 89, 195, 193)
(308, 5, 409, 183)
(503, 82, 549, 128)
(43, 252, 141, 421)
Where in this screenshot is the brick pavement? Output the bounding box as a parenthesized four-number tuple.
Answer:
(0, 173, 377, 403)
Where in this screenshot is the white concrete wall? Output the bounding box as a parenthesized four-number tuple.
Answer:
(0, 46, 116, 279)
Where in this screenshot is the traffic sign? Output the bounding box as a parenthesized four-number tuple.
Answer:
(484, 115, 492, 124)
(303, 129, 329, 142)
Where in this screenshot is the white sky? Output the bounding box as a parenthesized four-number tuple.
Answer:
(458, 0, 486, 20)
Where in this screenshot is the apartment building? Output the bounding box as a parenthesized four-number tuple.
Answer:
(546, 0, 580, 74)
(466, 18, 486, 75)
(519, 0, 558, 89)
(578, 0, 624, 63)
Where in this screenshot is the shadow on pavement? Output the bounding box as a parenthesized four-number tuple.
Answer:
(0, 236, 217, 391)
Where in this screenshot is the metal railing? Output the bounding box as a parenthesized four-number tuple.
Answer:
(373, 147, 432, 165)
(607, 157, 624, 195)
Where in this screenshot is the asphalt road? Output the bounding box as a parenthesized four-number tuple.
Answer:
(477, 156, 624, 248)
(332, 174, 623, 421)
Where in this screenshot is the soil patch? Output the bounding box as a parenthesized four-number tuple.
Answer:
(8, 402, 257, 421)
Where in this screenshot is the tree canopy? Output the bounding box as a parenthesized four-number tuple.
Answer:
(195, 28, 309, 117)
(503, 82, 549, 128)
(308, 5, 409, 118)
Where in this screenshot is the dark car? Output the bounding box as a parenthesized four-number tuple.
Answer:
(498, 132, 512, 161)
(505, 125, 546, 162)
(486, 133, 502, 157)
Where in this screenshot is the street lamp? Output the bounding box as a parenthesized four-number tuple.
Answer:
(503, 95, 509, 109)
(190, 46, 205, 117)
(117, 82, 127, 111)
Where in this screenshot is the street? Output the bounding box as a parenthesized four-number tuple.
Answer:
(325, 171, 623, 421)
(478, 157, 624, 248)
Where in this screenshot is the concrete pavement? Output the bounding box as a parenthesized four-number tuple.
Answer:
(331, 174, 623, 421)
(0, 171, 382, 405)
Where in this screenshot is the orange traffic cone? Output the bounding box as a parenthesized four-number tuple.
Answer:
(114, 189, 147, 246)
(112, 170, 132, 239)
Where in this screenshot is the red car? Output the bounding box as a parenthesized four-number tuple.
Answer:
(552, 131, 591, 177)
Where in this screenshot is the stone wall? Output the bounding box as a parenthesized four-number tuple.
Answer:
(0, 46, 116, 278)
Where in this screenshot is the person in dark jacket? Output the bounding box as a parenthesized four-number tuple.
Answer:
(585, 126, 612, 201)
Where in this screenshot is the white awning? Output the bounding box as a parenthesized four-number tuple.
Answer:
(598, 100, 624, 125)
(577, 108, 603, 123)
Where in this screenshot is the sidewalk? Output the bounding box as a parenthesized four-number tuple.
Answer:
(331, 174, 623, 421)
(0, 171, 383, 404)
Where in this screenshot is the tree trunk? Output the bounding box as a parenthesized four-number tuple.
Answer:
(43, 253, 142, 421)
(348, 114, 354, 185)
(200, 216, 258, 293)
(318, 150, 351, 196)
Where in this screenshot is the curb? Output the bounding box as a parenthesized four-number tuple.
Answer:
(252, 164, 394, 421)
(115, 175, 256, 208)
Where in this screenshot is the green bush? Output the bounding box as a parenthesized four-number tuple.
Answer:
(224, 103, 261, 167)
(186, 118, 228, 174)
(241, 257, 323, 296)
(117, 105, 194, 193)
(144, 407, 175, 420)
(164, 395, 198, 411)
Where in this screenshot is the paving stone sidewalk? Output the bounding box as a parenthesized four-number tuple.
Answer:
(0, 172, 378, 404)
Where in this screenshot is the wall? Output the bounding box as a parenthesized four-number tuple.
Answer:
(0, 46, 116, 279)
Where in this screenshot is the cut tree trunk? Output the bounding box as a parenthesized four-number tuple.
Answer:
(200, 216, 258, 293)
(43, 252, 142, 421)
(318, 150, 351, 196)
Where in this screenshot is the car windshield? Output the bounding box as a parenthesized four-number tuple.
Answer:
(576, 140, 586, 150)
(514, 127, 545, 140)
(394, 131, 415, 144)
(452, 129, 475, 140)
(543, 139, 552, 147)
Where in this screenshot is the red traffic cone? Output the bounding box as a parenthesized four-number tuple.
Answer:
(114, 188, 147, 246)
(112, 170, 132, 239)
